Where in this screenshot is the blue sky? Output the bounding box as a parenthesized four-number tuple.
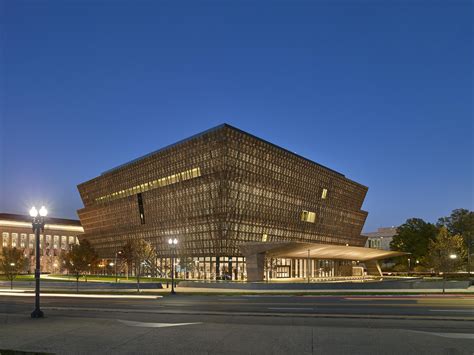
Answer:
(1, 0, 472, 231)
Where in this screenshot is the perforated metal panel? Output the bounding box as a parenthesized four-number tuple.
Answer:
(77, 124, 368, 258)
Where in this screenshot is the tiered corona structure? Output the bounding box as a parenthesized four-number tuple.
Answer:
(77, 124, 368, 279)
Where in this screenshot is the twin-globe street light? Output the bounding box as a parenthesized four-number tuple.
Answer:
(168, 238, 178, 294)
(29, 206, 47, 318)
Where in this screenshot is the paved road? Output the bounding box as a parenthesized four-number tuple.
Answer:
(0, 294, 473, 354)
(1, 293, 473, 319)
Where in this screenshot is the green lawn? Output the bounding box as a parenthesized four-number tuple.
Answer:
(48, 274, 180, 283)
(0, 274, 36, 281)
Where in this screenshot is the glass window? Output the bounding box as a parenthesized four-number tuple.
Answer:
(29, 234, 35, 249)
(11, 233, 18, 247)
(53, 235, 59, 249)
(301, 210, 316, 223)
(20, 234, 27, 248)
(321, 188, 328, 199)
(2, 232, 9, 247)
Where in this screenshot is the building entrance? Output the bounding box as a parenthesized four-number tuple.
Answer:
(276, 265, 290, 278)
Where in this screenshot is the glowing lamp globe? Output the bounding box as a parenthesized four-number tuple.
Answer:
(29, 207, 38, 217)
(39, 206, 48, 217)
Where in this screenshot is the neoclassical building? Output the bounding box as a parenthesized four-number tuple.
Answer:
(0, 213, 83, 273)
(77, 124, 399, 281)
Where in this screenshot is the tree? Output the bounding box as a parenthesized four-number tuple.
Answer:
(123, 239, 156, 292)
(62, 240, 98, 292)
(0, 247, 27, 289)
(120, 242, 134, 279)
(437, 209, 474, 239)
(390, 218, 438, 262)
(438, 209, 474, 271)
(427, 227, 467, 273)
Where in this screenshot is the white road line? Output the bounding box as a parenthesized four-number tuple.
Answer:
(118, 319, 201, 328)
(268, 307, 313, 311)
(407, 330, 474, 340)
(243, 295, 289, 298)
(0, 292, 162, 299)
(218, 298, 250, 301)
(429, 309, 474, 313)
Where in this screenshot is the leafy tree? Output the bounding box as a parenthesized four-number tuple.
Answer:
(123, 239, 156, 292)
(0, 247, 27, 289)
(119, 242, 134, 279)
(62, 240, 98, 292)
(390, 218, 438, 261)
(427, 227, 467, 273)
(437, 209, 474, 239)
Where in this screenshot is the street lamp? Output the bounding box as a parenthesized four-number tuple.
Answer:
(449, 254, 457, 260)
(168, 238, 178, 294)
(115, 250, 123, 283)
(30, 205, 47, 318)
(9, 263, 15, 290)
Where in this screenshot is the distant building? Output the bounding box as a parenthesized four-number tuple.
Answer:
(0, 213, 84, 273)
(363, 227, 397, 251)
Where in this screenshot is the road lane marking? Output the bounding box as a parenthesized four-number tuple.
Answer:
(430, 309, 474, 313)
(268, 307, 313, 311)
(30, 307, 474, 320)
(407, 330, 474, 339)
(0, 292, 162, 299)
(218, 298, 250, 301)
(118, 319, 201, 328)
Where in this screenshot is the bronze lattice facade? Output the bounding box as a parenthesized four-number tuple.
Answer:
(77, 124, 368, 260)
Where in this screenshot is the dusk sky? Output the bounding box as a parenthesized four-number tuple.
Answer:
(1, 0, 472, 232)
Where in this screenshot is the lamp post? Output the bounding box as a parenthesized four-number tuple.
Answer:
(307, 249, 310, 284)
(114, 250, 122, 283)
(30, 206, 47, 318)
(439, 251, 457, 294)
(9, 263, 15, 290)
(168, 238, 178, 294)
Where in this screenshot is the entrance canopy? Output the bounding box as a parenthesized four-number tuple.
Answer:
(240, 242, 406, 262)
(239, 242, 408, 282)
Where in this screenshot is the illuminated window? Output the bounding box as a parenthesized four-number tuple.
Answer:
(20, 234, 27, 248)
(2, 232, 9, 247)
(95, 167, 202, 203)
(11, 233, 18, 247)
(321, 188, 328, 199)
(262, 234, 268, 242)
(301, 210, 316, 223)
(137, 193, 145, 224)
(29, 234, 35, 249)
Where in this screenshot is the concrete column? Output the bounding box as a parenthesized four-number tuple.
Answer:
(365, 260, 383, 277)
(245, 253, 265, 282)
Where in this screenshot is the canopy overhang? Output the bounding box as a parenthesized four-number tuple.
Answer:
(239, 242, 406, 261)
(239, 242, 408, 282)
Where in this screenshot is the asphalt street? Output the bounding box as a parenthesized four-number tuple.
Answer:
(0, 294, 473, 354)
(1, 293, 473, 319)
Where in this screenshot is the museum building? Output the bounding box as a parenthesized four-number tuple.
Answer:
(77, 124, 402, 281)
